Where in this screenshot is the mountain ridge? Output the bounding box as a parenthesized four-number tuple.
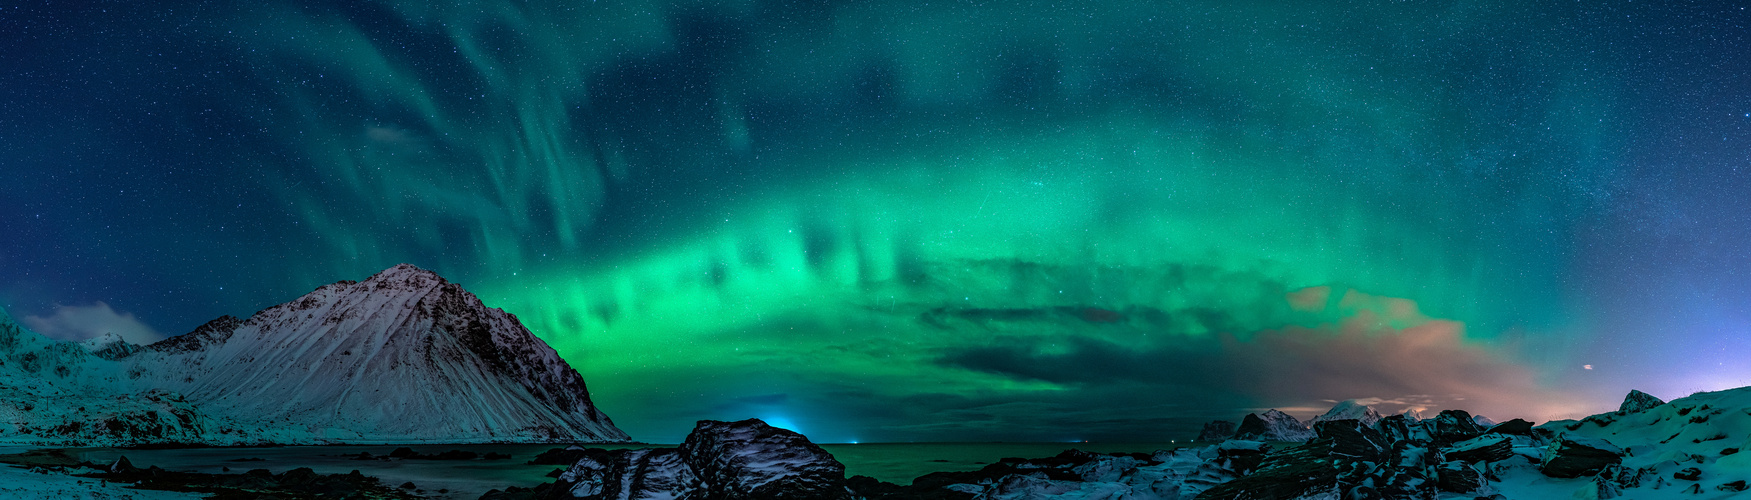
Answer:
(0, 264, 628, 445)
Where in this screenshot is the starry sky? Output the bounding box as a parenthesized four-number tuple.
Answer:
(2, 0, 1749, 443)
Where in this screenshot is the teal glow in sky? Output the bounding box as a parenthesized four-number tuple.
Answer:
(3, 0, 1750, 443)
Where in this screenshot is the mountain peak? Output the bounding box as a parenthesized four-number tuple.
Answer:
(122, 265, 627, 444)
(1620, 389, 1665, 413)
(1311, 400, 1383, 427)
(364, 263, 446, 285)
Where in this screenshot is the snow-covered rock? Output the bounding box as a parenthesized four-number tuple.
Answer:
(551, 418, 847, 500)
(555, 447, 697, 499)
(1618, 389, 1665, 413)
(1232, 409, 1313, 442)
(1528, 385, 1751, 498)
(1539, 435, 1623, 478)
(1399, 408, 1424, 422)
(1444, 434, 1513, 464)
(78, 333, 140, 361)
(0, 264, 628, 445)
(1427, 410, 1487, 445)
(680, 419, 849, 499)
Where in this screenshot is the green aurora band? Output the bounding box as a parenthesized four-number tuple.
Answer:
(13, 0, 1647, 442)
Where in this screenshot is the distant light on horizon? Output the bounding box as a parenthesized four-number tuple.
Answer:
(762, 415, 802, 435)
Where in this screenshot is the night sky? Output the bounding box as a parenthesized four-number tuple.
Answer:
(3, 0, 1750, 443)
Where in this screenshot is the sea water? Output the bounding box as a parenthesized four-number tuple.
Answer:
(62, 442, 1188, 499)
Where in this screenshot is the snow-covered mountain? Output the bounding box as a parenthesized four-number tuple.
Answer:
(1231, 409, 1314, 442)
(1308, 399, 1383, 428)
(0, 264, 628, 445)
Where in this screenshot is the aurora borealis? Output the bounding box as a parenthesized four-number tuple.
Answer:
(3, 0, 1749, 443)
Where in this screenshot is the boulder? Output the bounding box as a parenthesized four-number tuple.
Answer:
(1619, 389, 1665, 413)
(1377, 414, 1423, 445)
(1198, 420, 1237, 442)
(1194, 439, 1344, 500)
(110, 455, 140, 474)
(1435, 460, 1483, 493)
(1485, 418, 1534, 436)
(1311, 419, 1386, 462)
(1541, 435, 1624, 478)
(556, 447, 697, 500)
(1443, 434, 1513, 464)
(548, 419, 848, 500)
(1428, 410, 1486, 445)
(1216, 440, 1270, 475)
(1196, 431, 1422, 499)
(680, 419, 849, 500)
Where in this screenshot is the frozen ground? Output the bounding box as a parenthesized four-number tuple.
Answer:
(0, 464, 201, 500)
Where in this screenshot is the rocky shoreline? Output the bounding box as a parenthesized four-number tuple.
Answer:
(12, 385, 1751, 499)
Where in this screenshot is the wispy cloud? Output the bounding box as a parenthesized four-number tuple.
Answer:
(22, 302, 163, 345)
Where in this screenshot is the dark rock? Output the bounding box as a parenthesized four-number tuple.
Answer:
(1199, 420, 1237, 442)
(846, 475, 904, 498)
(1674, 467, 1701, 481)
(1428, 410, 1486, 446)
(389, 447, 417, 459)
(1720, 480, 1748, 492)
(679, 418, 849, 500)
(1619, 389, 1665, 413)
(86, 334, 141, 360)
(92, 462, 415, 499)
(1579, 412, 1618, 428)
(1724, 448, 1740, 455)
(1388, 441, 1432, 469)
(555, 447, 697, 500)
(1215, 440, 1270, 475)
(1435, 460, 1482, 493)
(529, 446, 592, 465)
(478, 484, 556, 500)
(110, 456, 140, 474)
(1484, 418, 1534, 436)
(278, 467, 320, 486)
(1592, 464, 1651, 491)
(546, 419, 850, 500)
(1377, 414, 1420, 445)
(1195, 438, 1346, 499)
(847, 474, 973, 500)
(1311, 419, 1386, 462)
(1541, 436, 1623, 478)
(1443, 434, 1512, 464)
(400, 481, 417, 489)
(1376, 464, 1436, 500)
(432, 450, 477, 460)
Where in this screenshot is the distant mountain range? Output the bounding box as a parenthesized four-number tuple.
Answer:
(0, 264, 627, 446)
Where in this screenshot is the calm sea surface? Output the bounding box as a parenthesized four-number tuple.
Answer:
(60, 442, 1190, 499)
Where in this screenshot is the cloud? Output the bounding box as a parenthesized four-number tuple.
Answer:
(22, 302, 164, 345)
(938, 303, 1587, 425)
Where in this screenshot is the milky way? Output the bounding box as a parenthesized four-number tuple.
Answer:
(3, 1, 1749, 442)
